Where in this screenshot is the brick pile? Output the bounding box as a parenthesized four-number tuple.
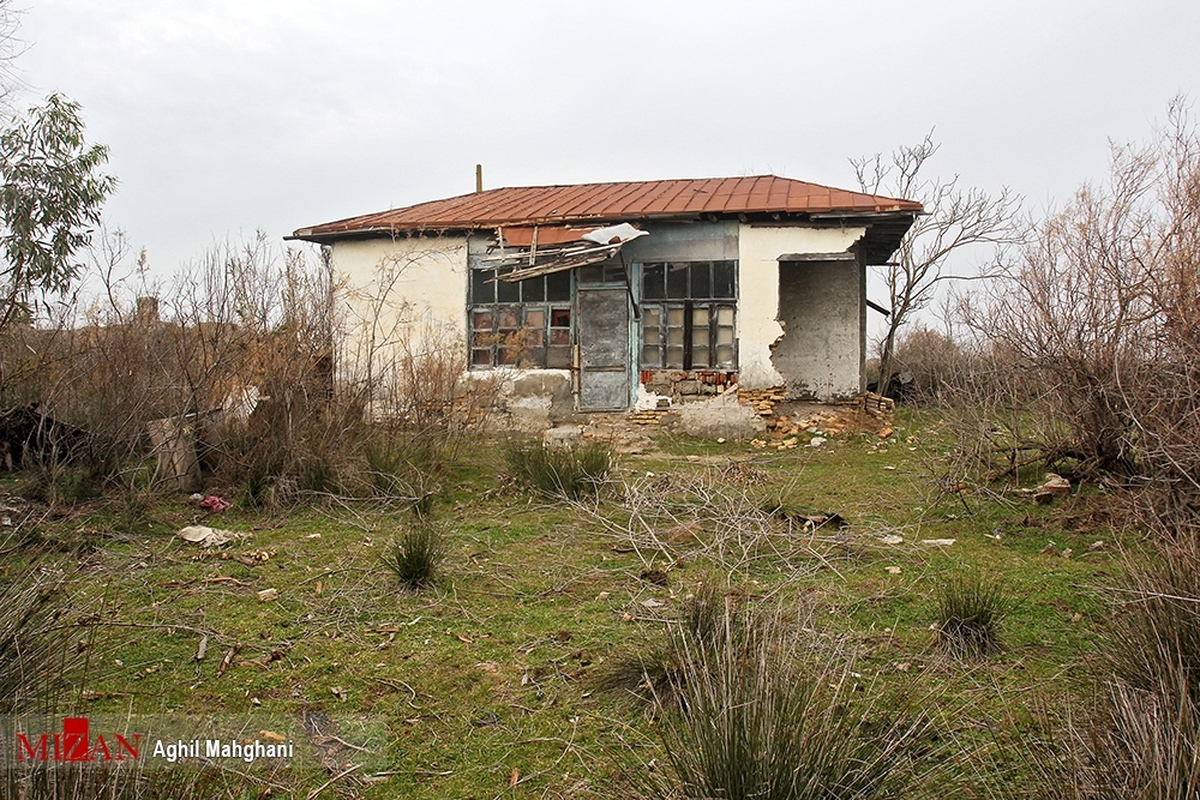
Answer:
(736, 387, 789, 417)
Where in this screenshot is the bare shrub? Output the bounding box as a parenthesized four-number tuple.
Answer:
(578, 467, 834, 575)
(881, 325, 973, 403)
(951, 100, 1200, 509)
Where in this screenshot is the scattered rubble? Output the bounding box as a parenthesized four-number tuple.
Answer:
(176, 525, 249, 547)
(1033, 473, 1072, 505)
(627, 389, 895, 446)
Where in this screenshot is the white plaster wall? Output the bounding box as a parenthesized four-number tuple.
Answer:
(736, 225, 867, 392)
(330, 235, 468, 388)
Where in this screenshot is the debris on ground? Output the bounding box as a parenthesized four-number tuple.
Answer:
(640, 568, 669, 586)
(176, 525, 249, 547)
(1040, 542, 1074, 558)
(772, 508, 847, 530)
(1033, 473, 1072, 505)
(198, 495, 231, 512)
(920, 538, 957, 546)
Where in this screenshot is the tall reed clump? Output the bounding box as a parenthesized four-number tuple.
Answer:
(1017, 538, 1200, 798)
(648, 604, 932, 800)
(503, 439, 612, 500)
(935, 571, 1014, 657)
(1057, 541, 1200, 798)
(0, 569, 69, 714)
(596, 581, 730, 705)
(387, 520, 447, 590)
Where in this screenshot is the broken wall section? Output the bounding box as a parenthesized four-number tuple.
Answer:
(772, 256, 865, 401)
(735, 224, 866, 397)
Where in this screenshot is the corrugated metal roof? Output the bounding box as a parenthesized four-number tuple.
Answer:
(292, 175, 922, 240)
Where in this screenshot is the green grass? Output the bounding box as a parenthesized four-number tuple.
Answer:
(0, 411, 1131, 797)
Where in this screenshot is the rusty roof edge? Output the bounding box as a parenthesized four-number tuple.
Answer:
(288, 207, 925, 244)
(291, 177, 923, 241)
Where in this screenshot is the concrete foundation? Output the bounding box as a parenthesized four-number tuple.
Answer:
(660, 388, 766, 440)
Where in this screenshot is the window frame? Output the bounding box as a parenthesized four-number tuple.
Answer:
(469, 267, 573, 369)
(639, 260, 737, 371)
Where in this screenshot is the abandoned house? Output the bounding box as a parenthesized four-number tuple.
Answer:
(289, 175, 921, 430)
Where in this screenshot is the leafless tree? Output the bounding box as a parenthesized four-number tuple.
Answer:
(852, 132, 1022, 384)
(945, 98, 1200, 515)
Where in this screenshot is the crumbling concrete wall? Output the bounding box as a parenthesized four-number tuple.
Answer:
(329, 234, 468, 387)
(772, 258, 865, 400)
(457, 368, 579, 433)
(736, 225, 866, 401)
(660, 388, 766, 440)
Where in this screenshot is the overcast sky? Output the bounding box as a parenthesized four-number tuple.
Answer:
(14, 0, 1200, 289)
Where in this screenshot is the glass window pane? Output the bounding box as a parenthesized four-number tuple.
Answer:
(471, 270, 494, 303)
(473, 331, 494, 346)
(641, 345, 661, 367)
(546, 270, 571, 301)
(524, 329, 545, 347)
(472, 348, 492, 366)
(643, 326, 661, 346)
(692, 347, 710, 368)
(522, 277, 544, 302)
(667, 327, 684, 346)
(713, 261, 735, 298)
(716, 344, 735, 366)
(691, 263, 711, 298)
(524, 309, 545, 328)
(643, 307, 660, 326)
(551, 308, 571, 327)
(692, 307, 709, 327)
(666, 345, 684, 368)
(472, 310, 493, 330)
(716, 306, 735, 326)
(692, 327, 709, 348)
(717, 326, 734, 346)
(667, 307, 685, 327)
(497, 277, 520, 302)
(550, 328, 570, 345)
(643, 263, 665, 299)
(667, 263, 688, 298)
(578, 265, 603, 284)
(498, 309, 519, 329)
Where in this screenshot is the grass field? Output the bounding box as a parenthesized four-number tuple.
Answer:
(2, 410, 1126, 798)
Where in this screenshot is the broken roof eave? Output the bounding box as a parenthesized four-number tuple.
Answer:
(288, 208, 919, 247)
